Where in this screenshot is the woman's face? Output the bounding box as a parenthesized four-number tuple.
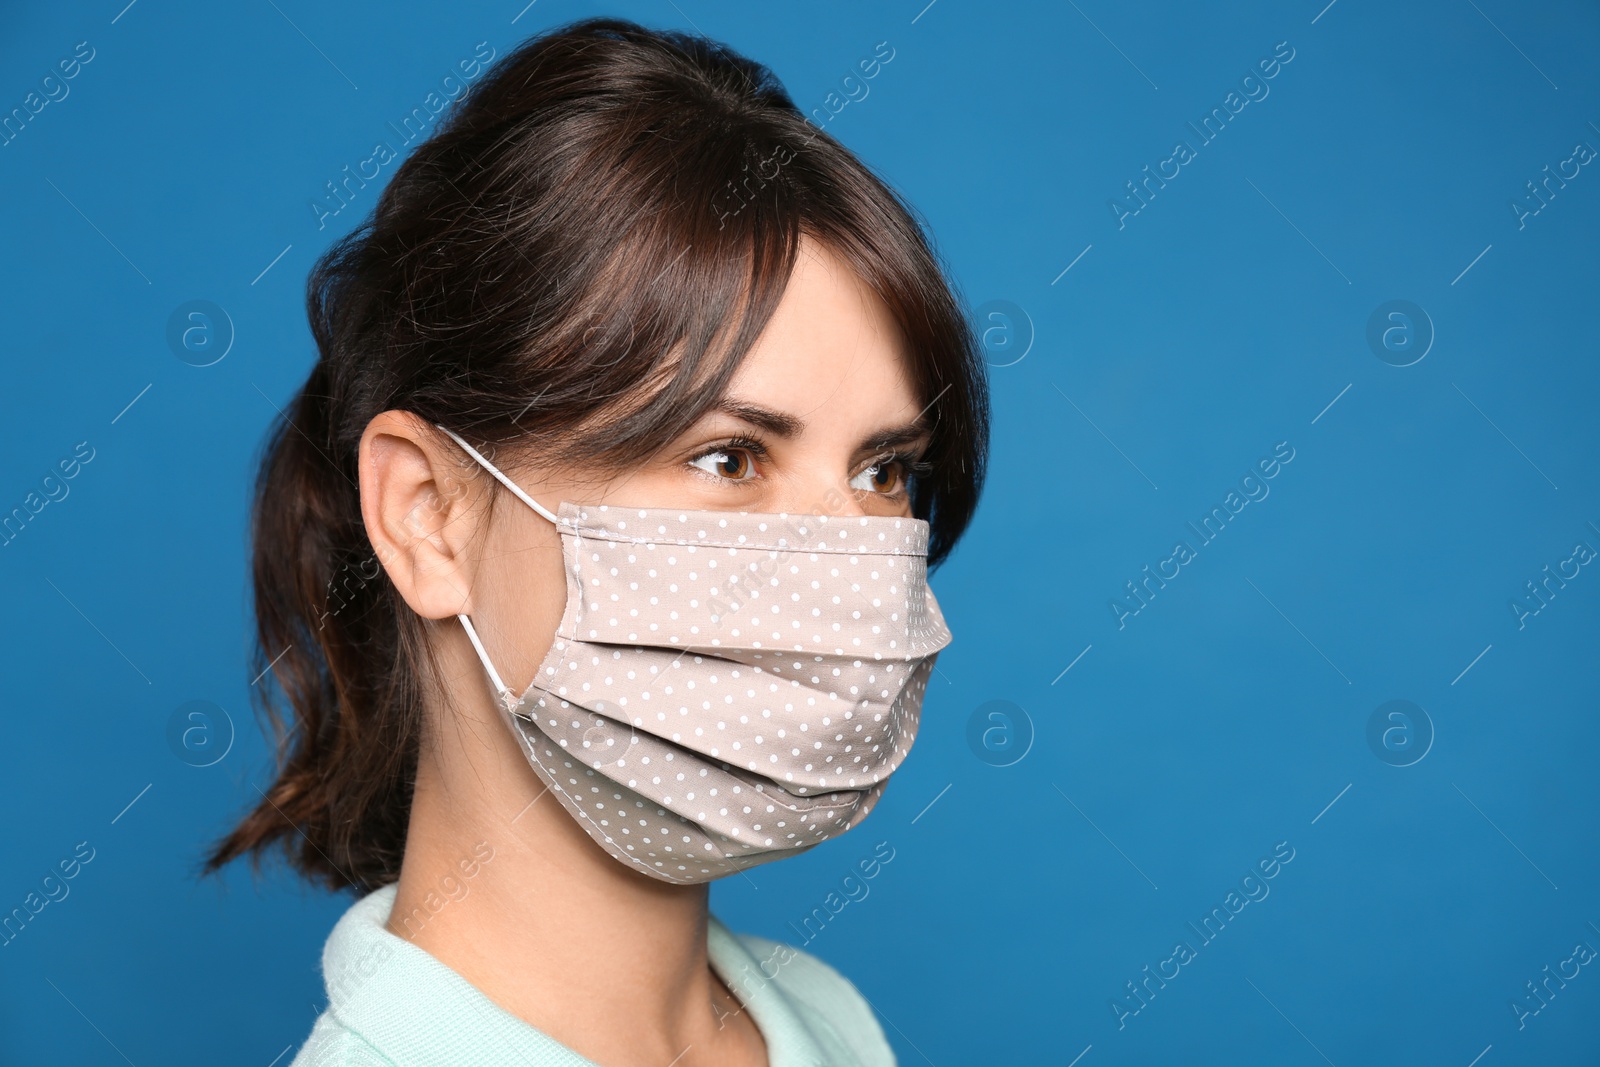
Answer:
(382, 235, 934, 699)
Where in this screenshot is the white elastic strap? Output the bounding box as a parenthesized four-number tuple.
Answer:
(456, 612, 515, 710)
(434, 424, 561, 525)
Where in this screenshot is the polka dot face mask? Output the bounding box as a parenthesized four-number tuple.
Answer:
(436, 426, 954, 884)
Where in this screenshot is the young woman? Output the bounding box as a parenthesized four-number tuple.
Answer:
(205, 16, 989, 1067)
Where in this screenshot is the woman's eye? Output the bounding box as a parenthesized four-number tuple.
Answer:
(689, 448, 757, 481)
(849, 459, 904, 495)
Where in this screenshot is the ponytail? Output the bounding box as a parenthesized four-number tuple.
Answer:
(202, 358, 422, 892)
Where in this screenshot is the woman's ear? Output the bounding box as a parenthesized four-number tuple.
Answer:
(359, 410, 487, 620)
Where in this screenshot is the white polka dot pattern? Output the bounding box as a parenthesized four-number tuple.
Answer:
(489, 502, 953, 885)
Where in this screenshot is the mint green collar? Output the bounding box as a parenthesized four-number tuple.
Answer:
(321, 883, 831, 1066)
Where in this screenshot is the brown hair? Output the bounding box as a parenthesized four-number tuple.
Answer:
(203, 15, 990, 894)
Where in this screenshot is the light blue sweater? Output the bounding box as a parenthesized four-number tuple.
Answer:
(289, 883, 896, 1066)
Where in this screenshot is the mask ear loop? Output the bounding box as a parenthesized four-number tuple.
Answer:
(434, 423, 562, 714)
(457, 614, 517, 713)
(434, 425, 561, 524)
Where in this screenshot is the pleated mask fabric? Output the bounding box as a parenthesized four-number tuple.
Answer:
(437, 426, 954, 884)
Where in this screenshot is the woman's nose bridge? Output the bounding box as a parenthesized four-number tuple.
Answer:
(780, 467, 868, 518)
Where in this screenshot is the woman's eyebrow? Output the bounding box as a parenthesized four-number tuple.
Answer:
(714, 397, 931, 452)
(715, 398, 804, 437)
(860, 423, 932, 453)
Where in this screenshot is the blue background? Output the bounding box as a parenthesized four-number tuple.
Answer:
(2, 0, 1597, 1064)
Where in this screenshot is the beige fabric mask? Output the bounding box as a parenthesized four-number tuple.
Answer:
(437, 425, 954, 884)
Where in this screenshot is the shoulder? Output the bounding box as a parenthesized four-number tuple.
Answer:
(289, 1010, 395, 1066)
(729, 926, 897, 1067)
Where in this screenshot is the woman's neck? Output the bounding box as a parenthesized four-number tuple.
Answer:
(384, 707, 769, 1066)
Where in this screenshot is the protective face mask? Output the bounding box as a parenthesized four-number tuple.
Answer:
(435, 425, 954, 884)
